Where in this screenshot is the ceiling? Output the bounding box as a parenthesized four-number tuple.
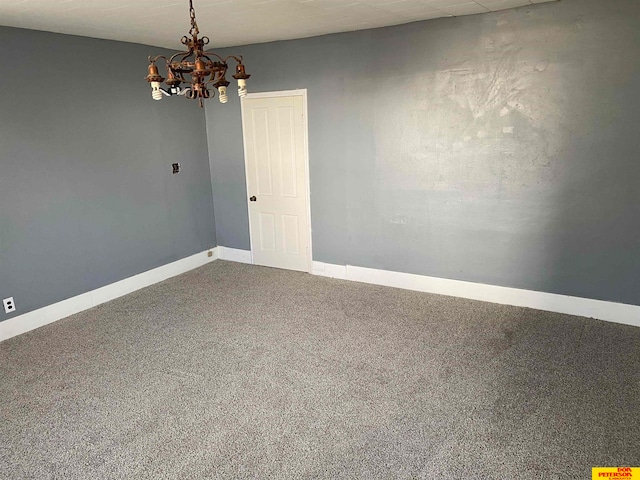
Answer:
(0, 0, 557, 49)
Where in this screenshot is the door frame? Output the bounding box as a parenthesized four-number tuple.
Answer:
(240, 89, 313, 273)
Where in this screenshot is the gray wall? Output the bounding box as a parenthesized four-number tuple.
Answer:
(0, 27, 216, 322)
(206, 0, 640, 306)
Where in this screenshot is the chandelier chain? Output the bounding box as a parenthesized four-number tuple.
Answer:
(188, 0, 199, 37)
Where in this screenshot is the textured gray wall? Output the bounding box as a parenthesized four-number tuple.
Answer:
(0, 27, 216, 323)
(206, 0, 640, 306)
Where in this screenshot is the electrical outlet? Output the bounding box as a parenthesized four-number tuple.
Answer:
(3, 297, 16, 314)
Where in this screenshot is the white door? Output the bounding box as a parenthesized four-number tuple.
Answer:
(242, 93, 311, 272)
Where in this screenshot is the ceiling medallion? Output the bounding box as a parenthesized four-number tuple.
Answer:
(145, 0, 250, 108)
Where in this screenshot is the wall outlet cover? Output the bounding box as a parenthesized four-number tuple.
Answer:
(3, 297, 16, 314)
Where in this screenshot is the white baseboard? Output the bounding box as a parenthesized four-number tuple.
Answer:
(312, 261, 347, 280)
(4, 250, 637, 343)
(0, 249, 218, 342)
(218, 246, 253, 264)
(312, 262, 640, 328)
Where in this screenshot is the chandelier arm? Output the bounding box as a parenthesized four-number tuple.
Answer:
(216, 66, 229, 82)
(223, 55, 244, 65)
(205, 65, 229, 86)
(169, 48, 194, 65)
(148, 54, 169, 64)
(204, 71, 225, 86)
(177, 71, 189, 84)
(199, 54, 215, 65)
(202, 51, 226, 63)
(200, 56, 224, 75)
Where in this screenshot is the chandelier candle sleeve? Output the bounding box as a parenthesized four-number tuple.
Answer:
(144, 0, 250, 108)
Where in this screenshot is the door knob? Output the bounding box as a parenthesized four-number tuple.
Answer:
(250, 196, 257, 202)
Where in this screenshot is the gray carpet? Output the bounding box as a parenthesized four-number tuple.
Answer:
(1, 261, 639, 479)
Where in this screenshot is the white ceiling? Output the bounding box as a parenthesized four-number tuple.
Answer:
(0, 0, 557, 49)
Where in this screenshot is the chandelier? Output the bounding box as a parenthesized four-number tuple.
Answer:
(145, 0, 250, 108)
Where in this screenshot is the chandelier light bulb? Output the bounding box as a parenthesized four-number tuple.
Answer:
(218, 86, 228, 104)
(238, 79, 248, 98)
(151, 82, 163, 101)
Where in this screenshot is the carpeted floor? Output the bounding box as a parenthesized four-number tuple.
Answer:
(1, 261, 639, 479)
